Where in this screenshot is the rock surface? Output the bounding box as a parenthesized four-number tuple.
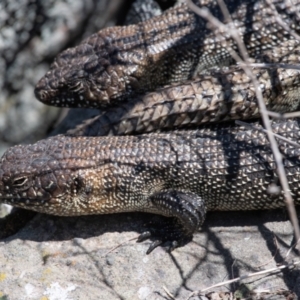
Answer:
(0, 209, 299, 299)
(0, 0, 124, 155)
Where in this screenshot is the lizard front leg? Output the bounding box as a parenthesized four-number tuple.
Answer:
(138, 190, 206, 254)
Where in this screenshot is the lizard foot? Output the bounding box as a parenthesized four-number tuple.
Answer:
(137, 190, 206, 254)
(137, 216, 192, 254)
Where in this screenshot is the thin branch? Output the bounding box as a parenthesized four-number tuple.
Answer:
(163, 285, 176, 300)
(103, 236, 138, 256)
(261, 110, 300, 119)
(235, 120, 300, 148)
(254, 234, 279, 269)
(265, 0, 300, 42)
(238, 63, 300, 71)
(282, 111, 300, 118)
(184, 2, 300, 298)
(283, 237, 300, 261)
(187, 0, 300, 242)
(186, 260, 300, 299)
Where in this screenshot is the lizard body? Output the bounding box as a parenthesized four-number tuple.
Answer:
(1, 118, 300, 251)
(34, 0, 300, 108)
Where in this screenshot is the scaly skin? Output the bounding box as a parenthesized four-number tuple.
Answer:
(68, 40, 300, 136)
(1, 118, 300, 252)
(34, 0, 300, 108)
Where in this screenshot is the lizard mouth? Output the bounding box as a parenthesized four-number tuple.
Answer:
(0, 196, 50, 208)
(34, 88, 51, 104)
(34, 76, 56, 102)
(35, 78, 89, 108)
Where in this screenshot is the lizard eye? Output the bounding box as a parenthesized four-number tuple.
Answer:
(12, 176, 28, 187)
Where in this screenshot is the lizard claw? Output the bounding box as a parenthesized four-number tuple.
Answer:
(137, 231, 152, 242)
(137, 230, 178, 254)
(169, 240, 179, 252)
(136, 216, 192, 254)
(138, 229, 182, 254)
(136, 190, 205, 253)
(137, 230, 164, 254)
(146, 240, 163, 254)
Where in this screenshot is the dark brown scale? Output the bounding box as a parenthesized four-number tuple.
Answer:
(67, 40, 300, 137)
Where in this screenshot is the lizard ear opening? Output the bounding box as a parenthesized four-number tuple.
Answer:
(71, 175, 85, 196)
(72, 175, 92, 196)
(70, 174, 94, 206)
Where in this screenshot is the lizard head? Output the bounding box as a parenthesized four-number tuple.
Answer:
(34, 28, 140, 109)
(0, 136, 122, 216)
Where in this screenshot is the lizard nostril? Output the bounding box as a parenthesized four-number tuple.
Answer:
(34, 86, 47, 101)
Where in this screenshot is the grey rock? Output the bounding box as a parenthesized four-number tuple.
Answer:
(0, 210, 299, 299)
(0, 0, 123, 151)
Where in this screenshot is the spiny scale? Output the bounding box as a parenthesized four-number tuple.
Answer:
(68, 40, 300, 137)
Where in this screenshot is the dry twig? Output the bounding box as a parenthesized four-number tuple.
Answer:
(185, 0, 300, 297)
(235, 120, 300, 148)
(163, 285, 176, 300)
(185, 260, 300, 299)
(103, 236, 139, 256)
(187, 0, 300, 244)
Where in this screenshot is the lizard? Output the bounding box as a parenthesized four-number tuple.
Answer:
(0, 118, 300, 253)
(34, 0, 300, 110)
(67, 39, 300, 136)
